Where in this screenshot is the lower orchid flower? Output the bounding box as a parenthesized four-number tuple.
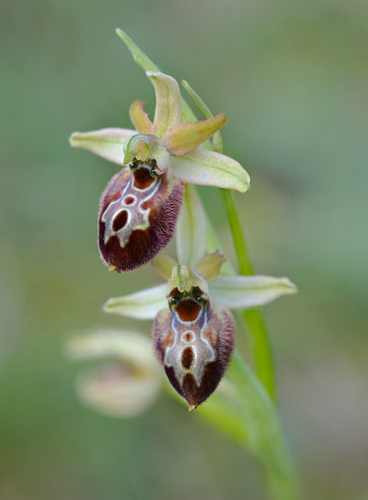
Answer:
(101, 185, 296, 409)
(70, 31, 250, 272)
(103, 255, 296, 409)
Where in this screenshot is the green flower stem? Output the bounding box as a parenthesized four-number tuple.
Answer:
(221, 188, 276, 402)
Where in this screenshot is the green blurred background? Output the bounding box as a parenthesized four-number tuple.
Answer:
(1, 0, 368, 498)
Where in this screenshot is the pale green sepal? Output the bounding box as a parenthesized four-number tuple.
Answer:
(129, 100, 155, 135)
(103, 284, 167, 319)
(123, 134, 170, 173)
(165, 113, 227, 157)
(168, 265, 209, 296)
(182, 79, 223, 153)
(70, 128, 136, 165)
(151, 254, 178, 281)
(209, 275, 297, 309)
(146, 72, 183, 139)
(66, 329, 161, 417)
(176, 185, 206, 268)
(171, 148, 250, 193)
(195, 251, 226, 282)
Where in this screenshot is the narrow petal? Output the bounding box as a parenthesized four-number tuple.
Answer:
(165, 113, 227, 156)
(69, 128, 136, 165)
(195, 251, 226, 282)
(147, 72, 183, 139)
(103, 284, 167, 319)
(151, 254, 178, 281)
(182, 79, 223, 153)
(171, 148, 250, 193)
(129, 100, 155, 135)
(176, 185, 206, 268)
(209, 275, 297, 309)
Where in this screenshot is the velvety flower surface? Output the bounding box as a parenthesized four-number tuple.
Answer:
(103, 256, 296, 409)
(152, 265, 235, 410)
(102, 186, 297, 409)
(70, 70, 249, 272)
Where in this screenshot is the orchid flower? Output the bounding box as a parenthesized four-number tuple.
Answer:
(70, 34, 249, 273)
(101, 186, 296, 410)
(66, 329, 162, 417)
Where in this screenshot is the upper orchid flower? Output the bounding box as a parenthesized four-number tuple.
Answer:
(99, 185, 296, 409)
(70, 68, 250, 273)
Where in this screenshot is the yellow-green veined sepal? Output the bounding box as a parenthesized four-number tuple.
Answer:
(209, 275, 297, 309)
(69, 128, 136, 165)
(103, 284, 167, 319)
(170, 148, 250, 193)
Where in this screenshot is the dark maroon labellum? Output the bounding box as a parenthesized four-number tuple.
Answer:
(152, 288, 235, 409)
(98, 159, 184, 272)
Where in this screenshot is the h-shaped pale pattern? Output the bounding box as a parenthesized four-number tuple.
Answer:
(71, 67, 249, 272)
(153, 266, 234, 410)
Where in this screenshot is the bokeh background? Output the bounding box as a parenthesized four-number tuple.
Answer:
(1, 0, 368, 498)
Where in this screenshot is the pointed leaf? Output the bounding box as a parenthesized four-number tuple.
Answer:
(146, 71, 183, 139)
(171, 148, 250, 193)
(70, 128, 136, 165)
(151, 254, 178, 281)
(116, 29, 198, 125)
(195, 251, 226, 282)
(216, 352, 300, 499)
(103, 284, 167, 319)
(176, 185, 206, 268)
(129, 100, 155, 135)
(209, 275, 297, 309)
(165, 113, 227, 156)
(182, 79, 223, 153)
(116, 29, 160, 72)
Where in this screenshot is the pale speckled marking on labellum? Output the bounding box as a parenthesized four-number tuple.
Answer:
(103, 255, 296, 409)
(152, 265, 235, 410)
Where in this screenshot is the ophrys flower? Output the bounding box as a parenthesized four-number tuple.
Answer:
(70, 69, 249, 272)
